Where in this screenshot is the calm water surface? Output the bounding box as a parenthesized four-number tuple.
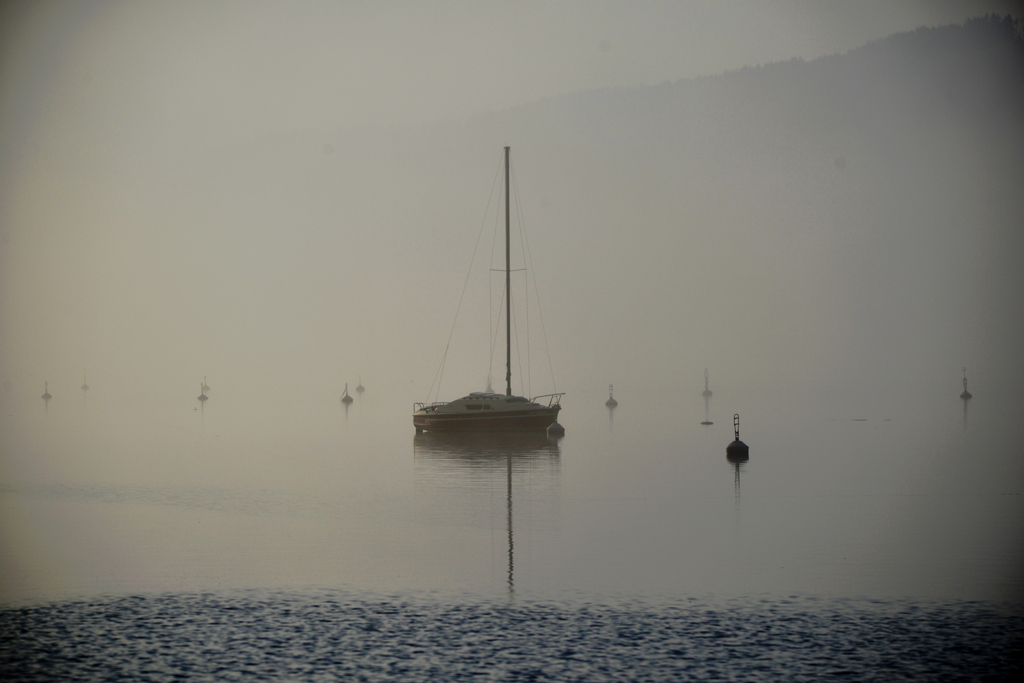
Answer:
(2, 382, 1022, 679)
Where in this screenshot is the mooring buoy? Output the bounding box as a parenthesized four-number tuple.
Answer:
(547, 421, 565, 437)
(726, 413, 748, 457)
(960, 367, 972, 399)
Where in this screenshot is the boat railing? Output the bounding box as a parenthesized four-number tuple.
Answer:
(413, 401, 450, 413)
(530, 393, 564, 407)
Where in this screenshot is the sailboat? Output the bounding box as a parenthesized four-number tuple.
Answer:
(413, 147, 563, 433)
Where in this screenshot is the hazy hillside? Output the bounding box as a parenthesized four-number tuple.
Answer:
(419, 15, 1024, 396)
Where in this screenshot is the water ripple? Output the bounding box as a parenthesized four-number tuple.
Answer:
(2, 592, 1022, 681)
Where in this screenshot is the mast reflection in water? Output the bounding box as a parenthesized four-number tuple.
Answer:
(413, 432, 561, 601)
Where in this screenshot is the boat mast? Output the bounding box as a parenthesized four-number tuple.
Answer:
(505, 146, 512, 397)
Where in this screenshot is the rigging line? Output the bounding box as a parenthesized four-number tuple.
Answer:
(488, 245, 492, 387)
(509, 270, 526, 396)
(488, 184, 502, 384)
(426, 153, 504, 403)
(515, 167, 558, 392)
(510, 158, 531, 396)
(487, 171, 506, 388)
(489, 280, 506, 382)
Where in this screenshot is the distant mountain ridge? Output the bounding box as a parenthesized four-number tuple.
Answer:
(433, 15, 1024, 390)
(464, 15, 1024, 156)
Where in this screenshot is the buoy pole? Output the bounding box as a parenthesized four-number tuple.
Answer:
(727, 413, 749, 457)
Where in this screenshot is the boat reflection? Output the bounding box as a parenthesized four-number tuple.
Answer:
(413, 431, 561, 464)
(413, 432, 560, 602)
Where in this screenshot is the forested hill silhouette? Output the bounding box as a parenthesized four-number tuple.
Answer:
(432, 15, 1024, 391)
(464, 15, 1024, 156)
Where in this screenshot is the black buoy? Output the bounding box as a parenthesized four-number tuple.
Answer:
(547, 421, 565, 437)
(726, 413, 748, 457)
(41, 381, 52, 401)
(198, 381, 208, 402)
(341, 383, 354, 404)
(960, 367, 972, 399)
(605, 384, 617, 407)
(356, 375, 365, 395)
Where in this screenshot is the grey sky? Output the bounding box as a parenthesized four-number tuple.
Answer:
(3, 0, 1020, 140)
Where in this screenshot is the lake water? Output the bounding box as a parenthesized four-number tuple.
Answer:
(2, 382, 1023, 679)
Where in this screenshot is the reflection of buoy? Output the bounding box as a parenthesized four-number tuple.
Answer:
(605, 384, 618, 407)
(960, 367, 972, 399)
(727, 450, 749, 464)
(702, 368, 712, 398)
(726, 413, 748, 456)
(547, 421, 565, 437)
(341, 383, 354, 404)
(42, 381, 52, 400)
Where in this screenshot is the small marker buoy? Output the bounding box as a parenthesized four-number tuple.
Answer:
(605, 384, 617, 407)
(547, 421, 565, 437)
(702, 368, 712, 398)
(341, 383, 354, 404)
(726, 413, 748, 457)
(960, 367, 972, 399)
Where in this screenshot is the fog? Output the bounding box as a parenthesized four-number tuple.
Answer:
(3, 2, 1023, 448)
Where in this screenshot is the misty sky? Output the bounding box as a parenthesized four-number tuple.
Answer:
(2, 0, 1022, 408)
(4, 1, 1020, 136)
